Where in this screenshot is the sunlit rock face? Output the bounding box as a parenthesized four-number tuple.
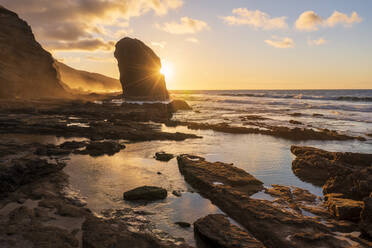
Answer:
(0, 6, 68, 99)
(114, 37, 169, 101)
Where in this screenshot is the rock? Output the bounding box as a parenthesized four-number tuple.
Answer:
(289, 120, 303, 125)
(0, 6, 69, 99)
(360, 193, 372, 239)
(172, 190, 182, 197)
(177, 154, 264, 195)
(312, 113, 323, 117)
(326, 196, 364, 221)
(291, 146, 372, 200)
(177, 155, 350, 248)
(166, 120, 363, 141)
(175, 222, 191, 228)
(123, 186, 167, 201)
(114, 37, 169, 100)
(194, 214, 265, 248)
(290, 113, 302, 117)
(155, 152, 174, 162)
(168, 100, 192, 111)
(79, 141, 125, 156)
(0, 156, 65, 196)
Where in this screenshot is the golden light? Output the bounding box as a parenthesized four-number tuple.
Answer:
(160, 60, 173, 80)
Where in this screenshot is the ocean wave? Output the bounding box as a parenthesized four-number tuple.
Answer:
(220, 93, 372, 102)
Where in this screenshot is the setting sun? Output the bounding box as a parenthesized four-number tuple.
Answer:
(160, 60, 173, 81)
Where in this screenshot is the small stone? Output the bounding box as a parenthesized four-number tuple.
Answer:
(172, 190, 182, 197)
(175, 222, 191, 228)
(123, 186, 167, 201)
(155, 152, 174, 162)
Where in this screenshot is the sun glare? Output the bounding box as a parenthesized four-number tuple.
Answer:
(160, 60, 173, 80)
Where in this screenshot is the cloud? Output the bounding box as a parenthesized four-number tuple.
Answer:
(158, 17, 209, 34)
(308, 37, 327, 46)
(222, 8, 288, 30)
(264, 37, 294, 48)
(1, 0, 183, 50)
(295, 10, 362, 31)
(47, 38, 115, 51)
(327, 11, 362, 27)
(186, 37, 199, 43)
(295, 11, 323, 31)
(151, 41, 167, 48)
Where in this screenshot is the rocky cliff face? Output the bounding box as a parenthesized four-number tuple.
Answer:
(55, 61, 122, 94)
(0, 6, 68, 99)
(114, 37, 169, 101)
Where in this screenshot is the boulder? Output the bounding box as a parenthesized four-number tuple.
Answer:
(114, 37, 169, 100)
(155, 152, 174, 162)
(0, 6, 69, 99)
(123, 186, 167, 201)
(326, 196, 364, 221)
(194, 214, 265, 248)
(175, 222, 191, 228)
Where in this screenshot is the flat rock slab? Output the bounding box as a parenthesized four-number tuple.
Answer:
(177, 154, 264, 195)
(177, 155, 352, 248)
(123, 186, 167, 201)
(194, 214, 265, 248)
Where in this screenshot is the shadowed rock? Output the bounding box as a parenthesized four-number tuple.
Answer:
(194, 214, 265, 248)
(114, 37, 169, 100)
(123, 186, 167, 201)
(0, 6, 69, 99)
(155, 152, 174, 162)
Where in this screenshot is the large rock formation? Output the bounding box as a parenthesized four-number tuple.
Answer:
(55, 61, 122, 94)
(114, 37, 169, 101)
(0, 6, 68, 99)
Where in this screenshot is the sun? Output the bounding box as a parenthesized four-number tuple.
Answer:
(160, 60, 173, 80)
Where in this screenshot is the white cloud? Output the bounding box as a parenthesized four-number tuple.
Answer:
(222, 8, 288, 30)
(151, 41, 167, 48)
(158, 17, 209, 34)
(295, 10, 362, 31)
(186, 37, 199, 43)
(264, 37, 294, 48)
(1, 0, 183, 50)
(327, 11, 362, 27)
(295, 11, 323, 31)
(308, 37, 327, 46)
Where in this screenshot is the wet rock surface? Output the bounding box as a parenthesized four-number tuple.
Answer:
(114, 37, 169, 101)
(78, 141, 126, 157)
(177, 155, 367, 248)
(291, 145, 372, 200)
(360, 193, 372, 239)
(123, 186, 168, 201)
(166, 120, 365, 141)
(194, 214, 265, 248)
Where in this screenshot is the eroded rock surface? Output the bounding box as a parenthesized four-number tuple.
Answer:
(291, 146, 372, 200)
(177, 155, 356, 248)
(194, 214, 265, 248)
(114, 37, 169, 100)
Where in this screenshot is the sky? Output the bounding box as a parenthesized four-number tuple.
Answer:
(1, 0, 372, 90)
